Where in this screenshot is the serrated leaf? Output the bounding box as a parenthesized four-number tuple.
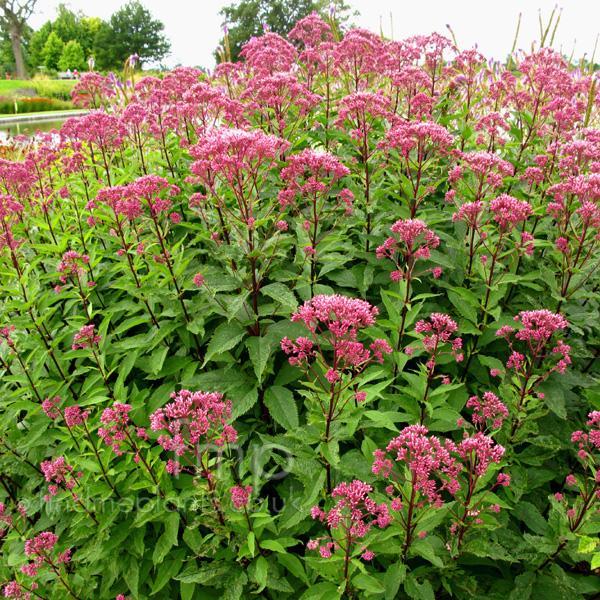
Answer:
(264, 386, 298, 430)
(148, 345, 168, 375)
(384, 562, 406, 600)
(203, 321, 245, 366)
(246, 336, 272, 383)
(354, 573, 385, 594)
(261, 282, 297, 312)
(152, 511, 180, 564)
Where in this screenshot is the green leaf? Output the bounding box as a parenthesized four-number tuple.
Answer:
(299, 582, 342, 599)
(384, 562, 406, 600)
(404, 574, 434, 600)
(264, 386, 299, 430)
(277, 553, 308, 584)
(203, 321, 246, 365)
(514, 501, 549, 535)
(353, 573, 385, 594)
(250, 556, 268, 592)
(411, 538, 444, 567)
(261, 282, 297, 312)
(148, 345, 169, 375)
(260, 539, 287, 553)
(180, 581, 196, 600)
(509, 572, 536, 600)
(151, 552, 184, 595)
(222, 571, 248, 600)
(538, 381, 566, 419)
(247, 531, 256, 557)
(123, 555, 140, 598)
(447, 287, 479, 324)
(152, 512, 180, 564)
(246, 336, 272, 383)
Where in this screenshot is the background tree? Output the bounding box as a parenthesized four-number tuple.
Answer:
(0, 0, 38, 78)
(58, 39, 85, 71)
(42, 30, 63, 71)
(92, 1, 170, 70)
(216, 0, 353, 62)
(27, 19, 51, 70)
(27, 6, 101, 72)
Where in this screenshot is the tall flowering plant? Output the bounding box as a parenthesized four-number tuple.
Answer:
(0, 12, 599, 599)
(281, 294, 391, 491)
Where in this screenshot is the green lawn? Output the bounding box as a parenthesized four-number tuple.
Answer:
(0, 79, 76, 99)
(0, 80, 33, 93)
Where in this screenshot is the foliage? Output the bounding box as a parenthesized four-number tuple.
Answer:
(58, 40, 85, 72)
(92, 0, 170, 70)
(27, 4, 101, 71)
(0, 14, 599, 600)
(216, 0, 352, 62)
(41, 31, 64, 71)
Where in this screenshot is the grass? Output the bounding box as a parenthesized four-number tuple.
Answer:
(0, 79, 76, 100)
(0, 80, 32, 93)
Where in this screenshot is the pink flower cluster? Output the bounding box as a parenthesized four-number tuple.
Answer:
(385, 120, 454, 157)
(496, 310, 571, 375)
(190, 127, 289, 187)
(71, 324, 101, 350)
(570, 411, 600, 461)
(414, 313, 463, 365)
(230, 485, 252, 509)
(308, 480, 390, 560)
(2, 580, 36, 599)
(376, 219, 440, 281)
(466, 392, 509, 430)
(98, 403, 133, 455)
(149, 389, 237, 475)
(373, 425, 460, 506)
(281, 295, 392, 380)
(279, 149, 351, 210)
(40, 456, 80, 500)
(57, 250, 90, 283)
(489, 194, 532, 230)
(21, 531, 70, 577)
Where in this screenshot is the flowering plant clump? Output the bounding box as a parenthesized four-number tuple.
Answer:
(0, 10, 599, 598)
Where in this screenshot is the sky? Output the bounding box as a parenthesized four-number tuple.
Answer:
(28, 0, 600, 68)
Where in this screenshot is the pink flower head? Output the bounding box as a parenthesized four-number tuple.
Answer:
(279, 149, 349, 209)
(98, 403, 132, 455)
(376, 219, 440, 279)
(57, 250, 89, 285)
(193, 273, 205, 287)
(230, 485, 252, 509)
(489, 194, 532, 230)
(149, 389, 237, 470)
(414, 313, 463, 363)
(72, 324, 101, 350)
(466, 392, 509, 430)
(40, 457, 76, 496)
(500, 310, 570, 378)
(190, 128, 289, 188)
(63, 405, 90, 428)
(283, 295, 390, 373)
(308, 479, 390, 560)
(385, 120, 454, 158)
(2, 581, 31, 599)
(289, 12, 333, 49)
(42, 396, 61, 420)
(21, 531, 68, 577)
(374, 425, 459, 506)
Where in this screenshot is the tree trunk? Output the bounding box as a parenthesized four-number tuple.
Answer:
(9, 25, 27, 79)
